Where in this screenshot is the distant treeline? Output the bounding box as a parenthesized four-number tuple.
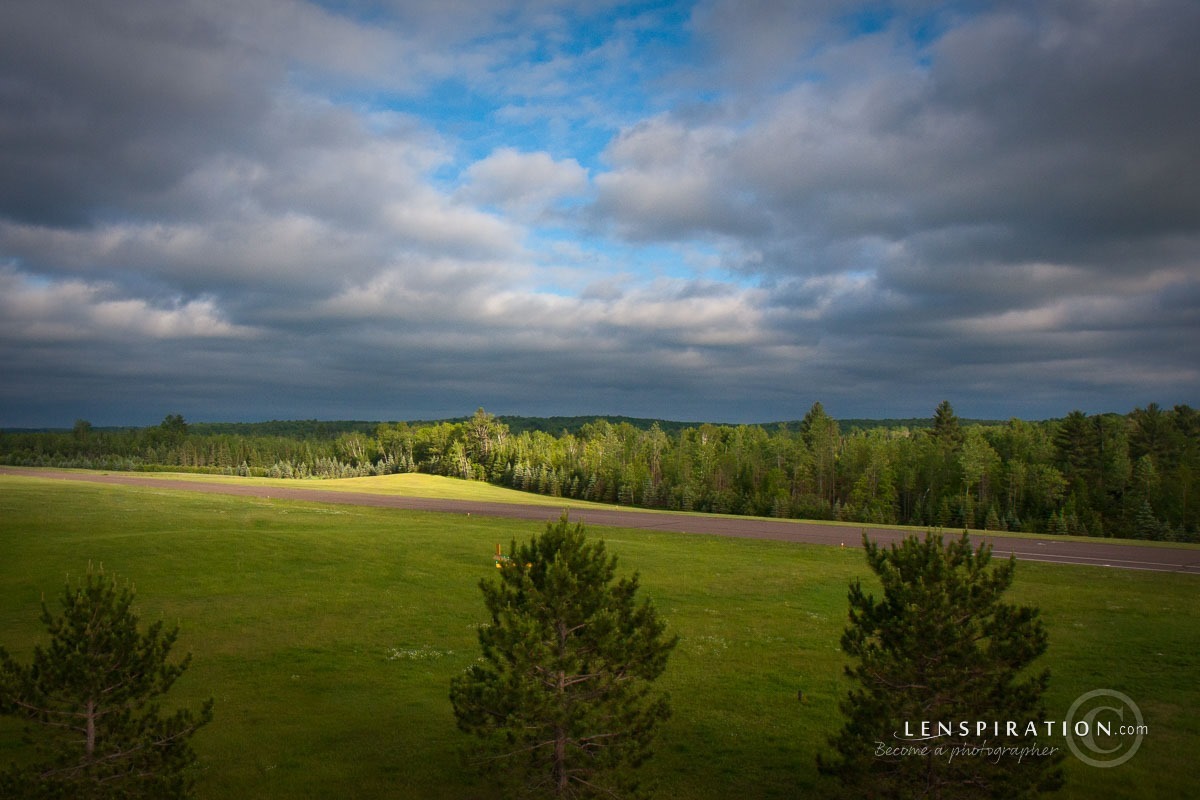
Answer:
(2, 402, 1196, 541)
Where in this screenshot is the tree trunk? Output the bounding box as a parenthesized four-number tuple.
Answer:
(554, 661, 568, 795)
(86, 698, 96, 757)
(554, 722, 568, 795)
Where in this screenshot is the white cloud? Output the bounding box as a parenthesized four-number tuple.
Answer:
(461, 148, 588, 215)
(0, 269, 256, 343)
(593, 116, 762, 239)
(316, 258, 531, 322)
(382, 192, 522, 258)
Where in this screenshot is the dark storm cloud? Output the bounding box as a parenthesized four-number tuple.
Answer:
(593, 0, 1200, 416)
(607, 1, 1200, 257)
(0, 1, 277, 227)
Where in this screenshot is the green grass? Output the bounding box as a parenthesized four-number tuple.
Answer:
(34, 468, 620, 508)
(1, 474, 1197, 798)
(18, 466, 1199, 551)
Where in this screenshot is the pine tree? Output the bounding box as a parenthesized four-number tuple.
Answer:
(819, 532, 1063, 799)
(450, 514, 676, 799)
(800, 402, 840, 507)
(984, 504, 1003, 531)
(932, 400, 964, 448)
(1134, 500, 1163, 541)
(0, 567, 213, 799)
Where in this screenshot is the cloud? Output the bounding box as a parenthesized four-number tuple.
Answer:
(0, 0, 274, 226)
(0, 268, 256, 343)
(685, 0, 841, 90)
(599, 2, 1200, 258)
(583, 1, 1200, 414)
(461, 148, 588, 216)
(593, 116, 765, 239)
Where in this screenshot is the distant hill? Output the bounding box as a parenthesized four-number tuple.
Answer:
(495, 415, 1009, 435)
(495, 415, 699, 435)
(802, 417, 1006, 432)
(5, 414, 1012, 437)
(187, 420, 382, 438)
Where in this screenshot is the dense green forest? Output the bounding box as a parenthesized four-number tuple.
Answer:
(3, 402, 1197, 542)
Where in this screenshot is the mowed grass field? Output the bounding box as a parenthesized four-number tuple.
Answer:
(1, 473, 1198, 798)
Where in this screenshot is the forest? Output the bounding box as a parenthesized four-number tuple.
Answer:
(2, 401, 1197, 542)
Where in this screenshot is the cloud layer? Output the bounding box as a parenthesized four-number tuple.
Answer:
(2, 0, 1197, 425)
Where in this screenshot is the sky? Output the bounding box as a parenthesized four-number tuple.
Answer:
(2, 0, 1198, 427)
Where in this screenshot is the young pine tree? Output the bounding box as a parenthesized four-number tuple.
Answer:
(0, 567, 213, 799)
(450, 514, 676, 799)
(819, 532, 1063, 799)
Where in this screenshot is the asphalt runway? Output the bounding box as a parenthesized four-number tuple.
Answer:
(5, 468, 1200, 575)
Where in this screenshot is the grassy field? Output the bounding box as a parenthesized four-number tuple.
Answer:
(1, 473, 1198, 798)
(29, 467, 1200, 549)
(131, 470, 616, 507)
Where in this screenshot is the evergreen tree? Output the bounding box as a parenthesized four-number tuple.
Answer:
(158, 414, 189, 445)
(984, 504, 1003, 531)
(1134, 500, 1163, 541)
(932, 400, 964, 448)
(800, 402, 840, 507)
(72, 419, 93, 444)
(1128, 403, 1172, 466)
(0, 568, 213, 799)
(1054, 410, 1097, 467)
(819, 532, 1062, 799)
(450, 514, 676, 799)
